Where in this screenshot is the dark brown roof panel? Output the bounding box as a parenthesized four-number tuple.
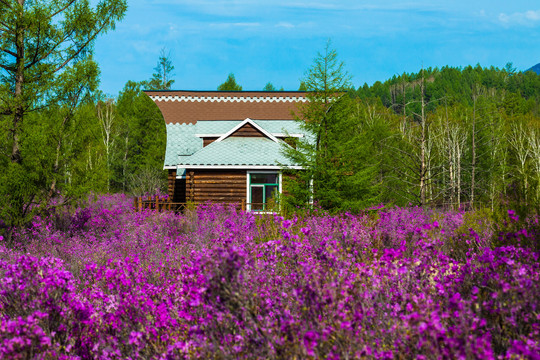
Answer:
(144, 91, 307, 125)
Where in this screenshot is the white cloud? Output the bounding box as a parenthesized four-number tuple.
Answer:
(209, 22, 261, 29)
(498, 9, 540, 26)
(526, 10, 540, 21)
(276, 22, 295, 29)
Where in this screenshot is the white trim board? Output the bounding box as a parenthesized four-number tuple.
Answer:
(177, 165, 304, 170)
(149, 95, 308, 103)
(215, 118, 280, 144)
(195, 133, 304, 138)
(194, 133, 304, 138)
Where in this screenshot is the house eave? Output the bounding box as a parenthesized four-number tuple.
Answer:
(195, 132, 304, 138)
(178, 165, 304, 170)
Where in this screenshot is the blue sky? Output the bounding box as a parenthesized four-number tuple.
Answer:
(93, 1, 540, 96)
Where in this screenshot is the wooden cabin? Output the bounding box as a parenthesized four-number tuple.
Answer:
(145, 90, 307, 211)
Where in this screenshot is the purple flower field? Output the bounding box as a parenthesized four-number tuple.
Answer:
(1, 194, 539, 359)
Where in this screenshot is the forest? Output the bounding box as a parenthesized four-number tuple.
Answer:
(290, 58, 540, 214)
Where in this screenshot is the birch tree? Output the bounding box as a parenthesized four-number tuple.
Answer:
(508, 122, 531, 201)
(527, 127, 540, 203)
(386, 68, 441, 206)
(97, 98, 116, 191)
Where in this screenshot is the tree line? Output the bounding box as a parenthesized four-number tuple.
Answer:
(284, 44, 540, 214)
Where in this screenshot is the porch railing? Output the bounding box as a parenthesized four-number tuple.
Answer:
(133, 196, 275, 213)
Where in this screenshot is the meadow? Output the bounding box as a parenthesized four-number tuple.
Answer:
(0, 194, 539, 359)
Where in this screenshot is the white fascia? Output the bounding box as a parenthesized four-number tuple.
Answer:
(215, 118, 280, 144)
(196, 132, 304, 138)
(177, 165, 304, 170)
(194, 134, 221, 138)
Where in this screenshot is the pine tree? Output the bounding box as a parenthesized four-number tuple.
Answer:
(145, 49, 175, 90)
(217, 73, 242, 91)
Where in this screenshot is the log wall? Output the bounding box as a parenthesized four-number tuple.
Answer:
(203, 137, 218, 147)
(230, 123, 265, 137)
(186, 169, 247, 203)
(167, 170, 176, 199)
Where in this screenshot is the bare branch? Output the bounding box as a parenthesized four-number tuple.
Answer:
(0, 46, 16, 57)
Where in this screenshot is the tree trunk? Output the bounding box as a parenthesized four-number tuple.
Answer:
(419, 69, 427, 206)
(123, 133, 129, 191)
(12, 0, 26, 163)
(470, 89, 477, 207)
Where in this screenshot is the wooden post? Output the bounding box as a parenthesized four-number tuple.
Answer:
(155, 196, 159, 212)
(241, 198, 246, 212)
(189, 171, 195, 202)
(138, 197, 142, 212)
(168, 169, 176, 201)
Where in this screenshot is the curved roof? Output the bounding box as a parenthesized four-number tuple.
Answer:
(145, 90, 307, 125)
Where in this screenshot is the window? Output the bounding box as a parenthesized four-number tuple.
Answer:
(248, 172, 280, 211)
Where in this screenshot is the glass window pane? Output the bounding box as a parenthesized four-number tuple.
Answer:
(251, 186, 264, 210)
(265, 185, 279, 203)
(250, 173, 278, 184)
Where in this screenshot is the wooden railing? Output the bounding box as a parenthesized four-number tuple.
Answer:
(133, 196, 275, 213)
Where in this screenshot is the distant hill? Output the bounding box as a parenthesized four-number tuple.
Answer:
(526, 63, 540, 74)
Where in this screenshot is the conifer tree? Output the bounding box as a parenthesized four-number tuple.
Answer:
(217, 73, 242, 91)
(145, 49, 175, 90)
(284, 41, 380, 210)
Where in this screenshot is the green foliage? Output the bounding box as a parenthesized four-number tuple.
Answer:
(263, 82, 277, 91)
(347, 63, 540, 213)
(357, 64, 540, 107)
(217, 73, 243, 91)
(284, 42, 387, 211)
(144, 49, 175, 91)
(0, 0, 127, 237)
(115, 81, 167, 192)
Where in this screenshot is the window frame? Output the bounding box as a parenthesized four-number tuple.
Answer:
(246, 170, 282, 212)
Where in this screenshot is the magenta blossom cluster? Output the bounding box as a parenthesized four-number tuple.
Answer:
(0, 194, 539, 359)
